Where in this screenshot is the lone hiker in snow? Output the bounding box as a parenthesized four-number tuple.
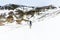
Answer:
(29, 21, 32, 29)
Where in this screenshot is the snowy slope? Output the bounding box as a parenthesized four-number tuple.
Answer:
(0, 9, 60, 40)
(0, 5, 60, 40)
(0, 6, 59, 31)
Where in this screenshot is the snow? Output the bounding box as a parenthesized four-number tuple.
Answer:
(0, 10, 13, 15)
(0, 7, 60, 29)
(16, 7, 33, 12)
(0, 6, 60, 40)
(0, 6, 60, 30)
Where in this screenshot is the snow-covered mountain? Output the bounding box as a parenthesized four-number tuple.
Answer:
(0, 4, 34, 10)
(0, 4, 57, 10)
(0, 4, 60, 30)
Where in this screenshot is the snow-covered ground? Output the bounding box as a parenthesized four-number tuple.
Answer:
(0, 7, 60, 40)
(0, 7, 60, 30)
(0, 10, 60, 40)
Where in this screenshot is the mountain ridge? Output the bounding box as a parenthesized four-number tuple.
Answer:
(0, 4, 57, 10)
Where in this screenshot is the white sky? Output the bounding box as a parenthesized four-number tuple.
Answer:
(0, 0, 60, 6)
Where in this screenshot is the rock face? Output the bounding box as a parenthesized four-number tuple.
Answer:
(0, 4, 20, 10)
(6, 15, 14, 23)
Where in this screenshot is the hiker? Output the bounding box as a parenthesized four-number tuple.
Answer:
(29, 21, 32, 28)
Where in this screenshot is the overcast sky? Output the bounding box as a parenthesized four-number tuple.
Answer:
(0, 0, 60, 6)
